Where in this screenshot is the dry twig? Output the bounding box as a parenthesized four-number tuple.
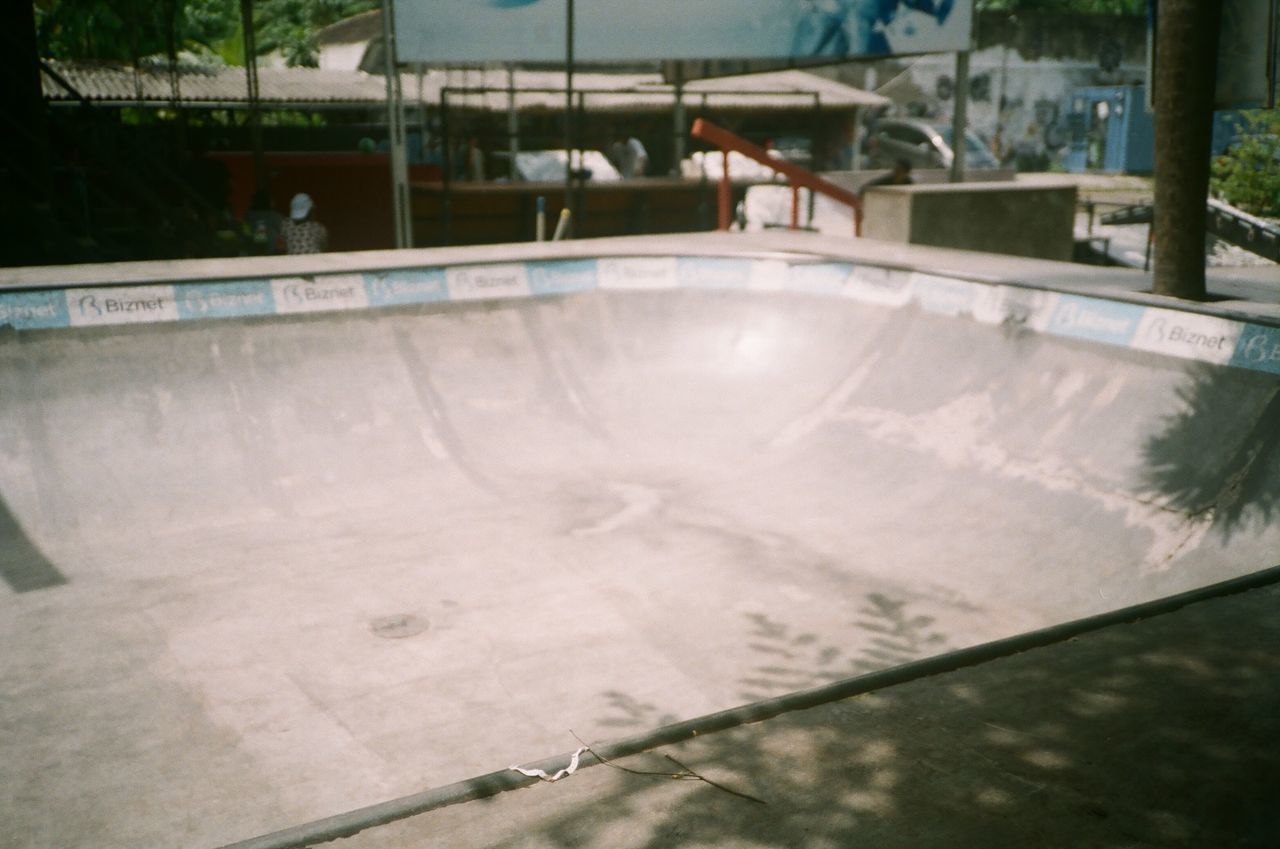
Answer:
(570, 731, 766, 805)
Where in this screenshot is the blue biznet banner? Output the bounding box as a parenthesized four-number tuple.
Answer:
(1231, 324, 1280, 374)
(677, 257, 753, 290)
(0, 290, 69, 330)
(393, 0, 973, 64)
(597, 257, 679, 290)
(1045, 294, 1144, 346)
(176, 280, 276, 320)
(364, 268, 449, 307)
(527, 259, 599, 296)
(788, 261, 853, 295)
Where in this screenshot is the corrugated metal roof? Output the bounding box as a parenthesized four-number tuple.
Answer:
(43, 61, 391, 106)
(43, 62, 887, 111)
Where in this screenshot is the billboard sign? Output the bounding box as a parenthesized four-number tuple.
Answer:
(392, 0, 973, 64)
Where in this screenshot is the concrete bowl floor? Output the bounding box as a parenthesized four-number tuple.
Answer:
(2, 257, 1278, 848)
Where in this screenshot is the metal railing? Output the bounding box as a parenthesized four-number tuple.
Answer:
(690, 118, 863, 236)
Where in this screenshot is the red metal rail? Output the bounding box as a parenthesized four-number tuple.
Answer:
(690, 118, 863, 236)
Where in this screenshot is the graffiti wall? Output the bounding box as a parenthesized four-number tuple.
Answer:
(839, 11, 1148, 170)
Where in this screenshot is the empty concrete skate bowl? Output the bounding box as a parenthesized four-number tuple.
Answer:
(2, 234, 1278, 848)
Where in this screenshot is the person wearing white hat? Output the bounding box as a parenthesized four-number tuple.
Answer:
(281, 192, 329, 255)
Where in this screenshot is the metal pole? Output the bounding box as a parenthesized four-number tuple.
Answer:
(239, 0, 266, 193)
(381, 0, 412, 248)
(994, 42, 1010, 162)
(575, 90, 586, 230)
(718, 145, 731, 230)
(853, 65, 876, 173)
(440, 91, 452, 246)
(563, 0, 575, 239)
(507, 64, 519, 181)
(673, 61, 686, 176)
(949, 50, 969, 183)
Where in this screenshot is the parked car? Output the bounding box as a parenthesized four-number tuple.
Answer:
(863, 117, 1000, 171)
(493, 150, 621, 182)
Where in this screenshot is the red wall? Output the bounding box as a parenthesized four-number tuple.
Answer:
(213, 152, 440, 252)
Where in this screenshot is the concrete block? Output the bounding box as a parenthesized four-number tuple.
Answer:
(861, 179, 1078, 261)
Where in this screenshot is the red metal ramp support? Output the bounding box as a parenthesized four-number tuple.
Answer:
(690, 118, 864, 237)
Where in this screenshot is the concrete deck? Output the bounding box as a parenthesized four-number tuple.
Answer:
(2, 232, 1277, 849)
(334, 580, 1280, 849)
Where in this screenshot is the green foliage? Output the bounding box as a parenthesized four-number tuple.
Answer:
(36, 0, 192, 62)
(229, 0, 378, 67)
(1211, 111, 1280, 216)
(35, 0, 378, 67)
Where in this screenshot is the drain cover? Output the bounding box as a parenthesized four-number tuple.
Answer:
(370, 613, 429, 639)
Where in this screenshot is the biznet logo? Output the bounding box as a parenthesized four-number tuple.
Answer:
(1132, 310, 1242, 366)
(79, 293, 166, 316)
(1047, 296, 1143, 345)
(445, 264, 531, 300)
(66, 286, 180, 326)
(271, 274, 368, 314)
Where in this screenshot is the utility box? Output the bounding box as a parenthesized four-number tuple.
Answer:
(1062, 85, 1154, 174)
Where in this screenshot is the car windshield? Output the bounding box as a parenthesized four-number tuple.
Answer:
(935, 126, 999, 168)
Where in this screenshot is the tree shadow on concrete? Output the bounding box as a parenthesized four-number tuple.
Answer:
(594, 691, 679, 732)
(504, 586, 1280, 849)
(0, 494, 65, 593)
(589, 595, 949, 735)
(1140, 363, 1280, 541)
(736, 594, 948, 702)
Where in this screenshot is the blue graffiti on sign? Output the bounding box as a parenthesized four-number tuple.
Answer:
(526, 259, 599, 296)
(176, 281, 276, 320)
(1230, 324, 1280, 375)
(364, 268, 449, 307)
(677, 257, 753, 290)
(1046, 295, 1144, 346)
(0, 290, 70, 329)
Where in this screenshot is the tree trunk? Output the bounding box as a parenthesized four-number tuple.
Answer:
(1152, 0, 1223, 299)
(1, 0, 50, 201)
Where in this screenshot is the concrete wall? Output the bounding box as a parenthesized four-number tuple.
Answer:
(861, 179, 1077, 261)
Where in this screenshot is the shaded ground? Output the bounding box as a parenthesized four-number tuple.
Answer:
(343, 581, 1280, 849)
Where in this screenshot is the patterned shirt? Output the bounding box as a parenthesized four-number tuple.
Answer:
(281, 219, 329, 254)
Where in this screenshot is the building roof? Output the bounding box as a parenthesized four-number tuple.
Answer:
(430, 67, 888, 112)
(314, 9, 384, 47)
(42, 61, 887, 112)
(42, 61, 392, 108)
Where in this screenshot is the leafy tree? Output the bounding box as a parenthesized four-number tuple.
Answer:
(223, 0, 378, 67)
(1210, 110, 1280, 216)
(34, 0, 378, 67)
(34, 0, 208, 63)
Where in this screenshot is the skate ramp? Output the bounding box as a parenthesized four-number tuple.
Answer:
(1, 238, 1278, 848)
